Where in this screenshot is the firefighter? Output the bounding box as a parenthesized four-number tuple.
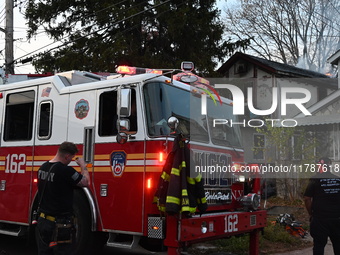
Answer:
(36, 141, 90, 255)
(154, 134, 207, 214)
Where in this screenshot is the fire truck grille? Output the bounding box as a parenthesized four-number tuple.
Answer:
(148, 217, 165, 239)
(250, 215, 257, 226)
(205, 188, 232, 205)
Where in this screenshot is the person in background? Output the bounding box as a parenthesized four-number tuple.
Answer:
(304, 157, 340, 255)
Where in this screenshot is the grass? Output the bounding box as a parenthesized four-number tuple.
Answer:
(188, 224, 305, 255)
(265, 196, 304, 207)
(208, 219, 305, 255)
(188, 196, 312, 255)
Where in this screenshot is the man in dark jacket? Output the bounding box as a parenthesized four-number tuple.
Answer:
(304, 157, 340, 255)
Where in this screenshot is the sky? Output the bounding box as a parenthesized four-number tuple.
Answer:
(0, 3, 56, 74)
(3, 5, 57, 74)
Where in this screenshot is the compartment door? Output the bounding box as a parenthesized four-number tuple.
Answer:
(0, 88, 37, 223)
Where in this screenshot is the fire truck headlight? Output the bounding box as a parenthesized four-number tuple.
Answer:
(238, 175, 246, 182)
(238, 193, 260, 211)
(201, 221, 207, 234)
(233, 174, 246, 183)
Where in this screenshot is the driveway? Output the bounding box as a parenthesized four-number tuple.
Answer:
(273, 239, 333, 255)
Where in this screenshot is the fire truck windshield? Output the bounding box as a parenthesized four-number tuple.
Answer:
(143, 82, 242, 148)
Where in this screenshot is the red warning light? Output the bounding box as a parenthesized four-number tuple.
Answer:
(117, 66, 163, 75)
(159, 152, 164, 163)
(117, 66, 137, 75)
(146, 69, 163, 75)
(147, 178, 152, 189)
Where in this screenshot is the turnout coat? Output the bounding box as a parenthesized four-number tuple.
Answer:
(154, 134, 207, 214)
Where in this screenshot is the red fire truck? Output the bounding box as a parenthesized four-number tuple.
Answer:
(0, 63, 266, 254)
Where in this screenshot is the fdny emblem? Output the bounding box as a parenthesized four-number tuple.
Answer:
(111, 151, 126, 177)
(74, 99, 89, 119)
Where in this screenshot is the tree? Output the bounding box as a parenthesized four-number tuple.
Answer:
(254, 123, 317, 200)
(24, 0, 249, 74)
(223, 0, 340, 73)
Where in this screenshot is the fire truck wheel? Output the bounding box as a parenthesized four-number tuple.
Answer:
(139, 237, 167, 252)
(208, 253, 235, 255)
(73, 189, 96, 255)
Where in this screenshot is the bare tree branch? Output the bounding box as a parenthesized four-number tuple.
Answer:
(223, 0, 340, 73)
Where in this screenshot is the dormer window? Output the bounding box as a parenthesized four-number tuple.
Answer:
(234, 61, 248, 74)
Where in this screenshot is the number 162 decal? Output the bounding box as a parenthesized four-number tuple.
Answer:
(225, 214, 239, 233)
(5, 154, 26, 173)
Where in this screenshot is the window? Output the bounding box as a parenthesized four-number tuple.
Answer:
(4, 90, 35, 141)
(207, 100, 242, 148)
(98, 89, 137, 137)
(38, 101, 53, 139)
(292, 135, 302, 160)
(98, 90, 118, 136)
(143, 82, 209, 142)
(253, 134, 265, 160)
(234, 61, 248, 74)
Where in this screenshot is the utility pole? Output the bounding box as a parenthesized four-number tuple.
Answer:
(4, 0, 14, 74)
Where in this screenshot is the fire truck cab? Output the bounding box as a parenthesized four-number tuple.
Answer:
(0, 63, 266, 254)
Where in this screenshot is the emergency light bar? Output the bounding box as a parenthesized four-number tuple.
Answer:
(116, 66, 162, 75)
(181, 61, 194, 71)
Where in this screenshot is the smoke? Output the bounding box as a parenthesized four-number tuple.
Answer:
(296, 55, 337, 78)
(295, 56, 309, 70)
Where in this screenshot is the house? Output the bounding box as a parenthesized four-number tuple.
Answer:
(217, 52, 337, 164)
(294, 49, 340, 164)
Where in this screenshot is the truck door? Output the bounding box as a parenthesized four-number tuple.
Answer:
(93, 86, 145, 233)
(0, 88, 37, 223)
(31, 83, 69, 211)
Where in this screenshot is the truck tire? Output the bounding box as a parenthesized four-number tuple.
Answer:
(73, 189, 96, 255)
(73, 189, 108, 254)
(139, 237, 167, 252)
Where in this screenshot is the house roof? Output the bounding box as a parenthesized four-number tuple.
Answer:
(218, 52, 329, 78)
(327, 49, 340, 65)
(294, 114, 340, 126)
(294, 88, 340, 126)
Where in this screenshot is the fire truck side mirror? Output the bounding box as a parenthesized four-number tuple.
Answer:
(118, 88, 131, 117)
(117, 119, 130, 131)
(167, 116, 179, 131)
(116, 88, 131, 144)
(116, 132, 128, 144)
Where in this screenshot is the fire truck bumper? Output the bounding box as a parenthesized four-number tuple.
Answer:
(159, 210, 267, 247)
(180, 210, 266, 242)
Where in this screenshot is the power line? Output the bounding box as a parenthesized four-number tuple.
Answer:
(26, 1, 186, 70)
(0, 10, 6, 24)
(328, 0, 340, 16)
(13, 0, 171, 64)
(10, 0, 133, 66)
(12, 0, 140, 61)
(298, 0, 340, 35)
